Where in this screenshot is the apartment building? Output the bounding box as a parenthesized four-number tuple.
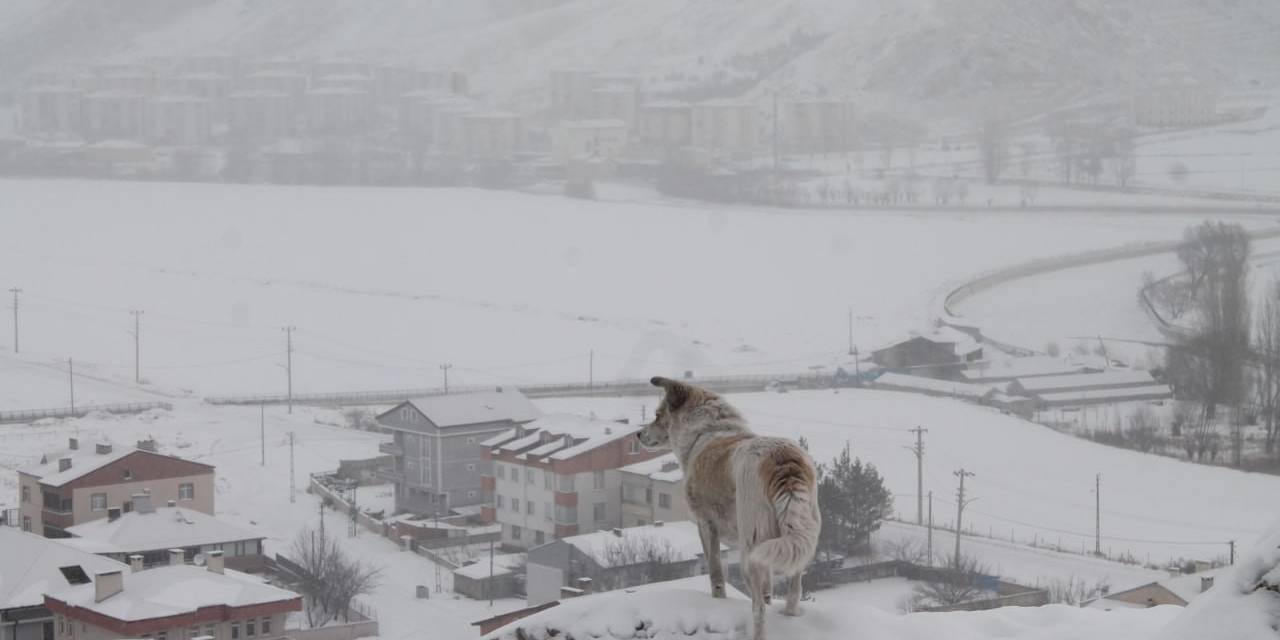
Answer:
(615, 453, 688, 528)
(44, 551, 300, 640)
(481, 414, 664, 549)
(376, 390, 540, 516)
(18, 440, 215, 539)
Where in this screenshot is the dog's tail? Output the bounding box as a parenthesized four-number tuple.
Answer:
(748, 444, 821, 576)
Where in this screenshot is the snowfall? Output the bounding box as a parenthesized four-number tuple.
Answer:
(1, 178, 1279, 638)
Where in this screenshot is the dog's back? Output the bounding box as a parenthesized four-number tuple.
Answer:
(732, 436, 821, 575)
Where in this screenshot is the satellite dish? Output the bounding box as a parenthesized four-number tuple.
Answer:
(193, 554, 206, 566)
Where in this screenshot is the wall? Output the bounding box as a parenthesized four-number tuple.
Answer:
(280, 620, 377, 640)
(54, 611, 290, 640)
(525, 563, 565, 607)
(70, 473, 213, 528)
(17, 473, 42, 534)
(493, 462, 556, 547)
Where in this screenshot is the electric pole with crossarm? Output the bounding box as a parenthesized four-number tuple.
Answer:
(953, 468, 976, 569)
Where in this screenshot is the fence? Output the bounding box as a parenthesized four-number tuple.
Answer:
(204, 372, 851, 408)
(0, 402, 174, 424)
(285, 620, 378, 640)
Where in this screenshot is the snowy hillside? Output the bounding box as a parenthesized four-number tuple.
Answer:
(3, 0, 1279, 113)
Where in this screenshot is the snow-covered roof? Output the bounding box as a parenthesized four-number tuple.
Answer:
(873, 372, 996, 400)
(21, 445, 211, 487)
(1163, 520, 1280, 640)
(453, 553, 525, 580)
(492, 414, 640, 462)
(1036, 385, 1172, 406)
(1015, 370, 1155, 394)
(402, 390, 540, 428)
(62, 507, 262, 555)
(562, 521, 716, 568)
(0, 528, 129, 610)
(872, 326, 981, 358)
(47, 565, 298, 622)
(619, 453, 683, 483)
(960, 356, 1098, 382)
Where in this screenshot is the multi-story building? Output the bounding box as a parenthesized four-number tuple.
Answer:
(17, 86, 83, 136)
(551, 119, 628, 163)
(690, 102, 757, 155)
(305, 87, 374, 134)
(18, 439, 215, 538)
(62, 502, 266, 572)
(784, 99, 855, 154)
(227, 91, 296, 141)
(615, 453, 688, 528)
(638, 102, 692, 153)
(81, 92, 147, 141)
(145, 96, 212, 146)
(0, 528, 127, 640)
(375, 390, 540, 516)
(44, 551, 300, 640)
(481, 414, 664, 549)
(548, 69, 597, 117)
(456, 112, 524, 161)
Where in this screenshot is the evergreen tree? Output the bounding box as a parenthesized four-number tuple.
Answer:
(816, 442, 893, 557)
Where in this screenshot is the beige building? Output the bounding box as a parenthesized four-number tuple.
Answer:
(18, 439, 215, 538)
(482, 414, 663, 549)
(615, 453, 688, 528)
(44, 552, 300, 640)
(690, 102, 758, 155)
(551, 119, 628, 163)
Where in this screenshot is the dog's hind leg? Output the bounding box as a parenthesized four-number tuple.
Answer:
(783, 572, 803, 616)
(746, 560, 769, 640)
(762, 567, 773, 605)
(697, 520, 726, 598)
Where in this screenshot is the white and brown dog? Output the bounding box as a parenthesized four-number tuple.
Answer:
(637, 377, 821, 640)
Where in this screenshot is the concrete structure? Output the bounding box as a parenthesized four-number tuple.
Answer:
(376, 390, 540, 516)
(551, 119, 628, 163)
(524, 522, 725, 606)
(870, 327, 983, 378)
(44, 558, 300, 640)
(639, 102, 692, 152)
(590, 84, 641, 128)
(0, 529, 127, 640)
(62, 506, 265, 573)
(18, 439, 215, 538)
(690, 102, 757, 155)
(169, 74, 233, 121)
(456, 113, 524, 161)
(481, 414, 664, 549)
(238, 72, 308, 103)
(451, 553, 526, 601)
(784, 99, 855, 154)
(615, 453, 688, 528)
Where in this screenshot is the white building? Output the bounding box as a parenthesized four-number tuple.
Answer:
(615, 453, 688, 528)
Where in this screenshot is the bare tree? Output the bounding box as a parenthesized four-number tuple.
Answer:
(1127, 406, 1160, 453)
(976, 110, 1010, 184)
(599, 536, 683, 590)
(1255, 278, 1280, 456)
(1047, 576, 1112, 605)
(911, 555, 991, 608)
(1112, 130, 1137, 188)
(289, 528, 382, 627)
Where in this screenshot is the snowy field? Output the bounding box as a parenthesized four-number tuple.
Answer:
(1, 178, 1276, 410)
(539, 390, 1280, 567)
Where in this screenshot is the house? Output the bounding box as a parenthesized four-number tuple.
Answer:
(1085, 567, 1227, 610)
(452, 552, 526, 601)
(870, 327, 983, 378)
(60, 504, 266, 573)
(43, 551, 301, 640)
(590, 83, 641, 128)
(18, 439, 215, 538)
(615, 453, 688, 528)
(1131, 63, 1217, 128)
(1009, 370, 1172, 407)
(872, 372, 997, 403)
(690, 102, 757, 155)
(481, 413, 663, 549)
(551, 119, 628, 163)
(524, 522, 727, 606)
(376, 389, 540, 516)
(0, 528, 128, 640)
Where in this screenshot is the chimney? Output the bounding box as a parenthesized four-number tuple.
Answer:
(1201, 576, 1215, 593)
(95, 443, 112, 455)
(169, 549, 185, 566)
(576, 577, 593, 594)
(136, 439, 157, 452)
(108, 507, 122, 522)
(128, 555, 144, 572)
(611, 528, 623, 537)
(69, 438, 79, 450)
(58, 458, 72, 472)
(206, 550, 224, 575)
(495, 386, 504, 393)
(133, 493, 154, 514)
(94, 570, 124, 603)
(653, 520, 664, 527)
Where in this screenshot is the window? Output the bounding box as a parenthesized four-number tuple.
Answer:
(22, 516, 31, 532)
(466, 436, 477, 444)
(593, 471, 605, 490)
(400, 407, 411, 421)
(557, 474, 575, 492)
(645, 487, 653, 504)
(628, 439, 640, 454)
(231, 622, 240, 640)
(526, 500, 534, 515)
(123, 469, 133, 480)
(496, 495, 504, 508)
(260, 618, 271, 636)
(246, 619, 256, 637)
(205, 624, 216, 639)
(511, 498, 519, 512)
(189, 627, 199, 639)
(526, 468, 535, 485)
(21, 485, 29, 502)
(593, 502, 605, 522)
(544, 473, 552, 490)
(467, 490, 477, 499)
(90, 493, 107, 511)
(235, 541, 246, 556)
(544, 502, 552, 521)
(157, 632, 168, 640)
(510, 524, 522, 540)
(179, 483, 194, 501)
(659, 493, 671, 509)
(496, 464, 504, 480)
(535, 530, 545, 545)
(466, 463, 476, 472)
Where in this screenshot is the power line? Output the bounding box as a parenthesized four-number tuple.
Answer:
(282, 326, 295, 414)
(129, 310, 143, 384)
(9, 287, 21, 353)
(439, 363, 452, 394)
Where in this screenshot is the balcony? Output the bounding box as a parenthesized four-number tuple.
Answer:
(378, 441, 404, 456)
(376, 467, 405, 483)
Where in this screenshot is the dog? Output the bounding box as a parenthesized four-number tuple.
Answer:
(637, 376, 821, 640)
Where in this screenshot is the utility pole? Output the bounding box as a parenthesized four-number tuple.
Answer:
(847, 308, 854, 355)
(289, 431, 296, 503)
(349, 486, 357, 537)
(68, 358, 75, 411)
(282, 327, 295, 414)
(1229, 540, 1236, 565)
(589, 349, 594, 396)
(260, 405, 266, 466)
(953, 468, 976, 569)
(772, 90, 780, 176)
(129, 310, 143, 383)
(488, 536, 495, 606)
(8, 287, 21, 353)
(906, 426, 927, 525)
(439, 363, 452, 394)
(927, 490, 934, 567)
(1095, 473, 1102, 556)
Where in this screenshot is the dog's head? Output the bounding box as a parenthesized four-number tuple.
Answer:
(636, 376, 714, 449)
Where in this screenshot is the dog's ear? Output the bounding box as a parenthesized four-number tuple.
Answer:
(651, 376, 693, 410)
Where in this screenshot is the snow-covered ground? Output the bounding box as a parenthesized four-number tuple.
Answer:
(1, 178, 1275, 410)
